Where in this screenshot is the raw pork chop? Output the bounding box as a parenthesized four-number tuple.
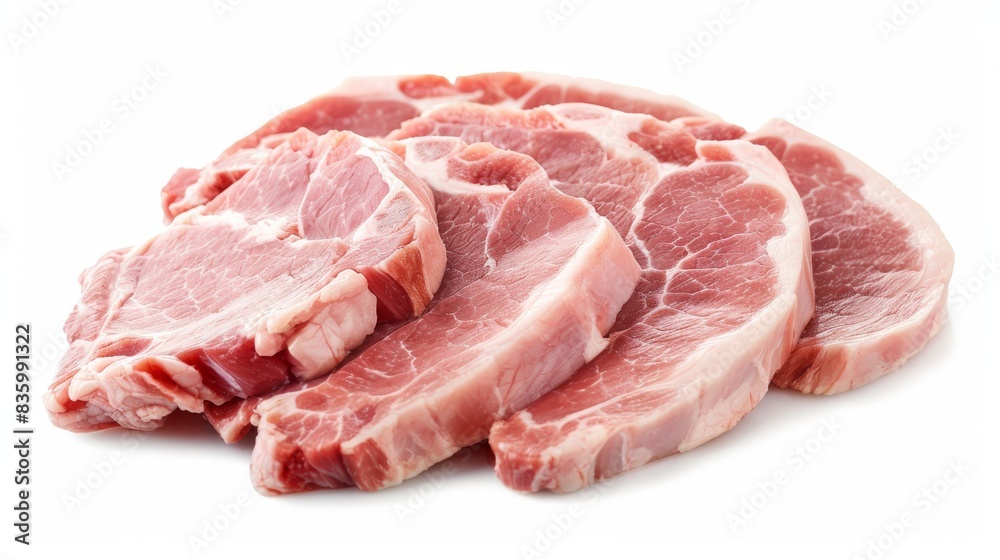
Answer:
(744, 121, 954, 393)
(161, 73, 714, 221)
(251, 138, 641, 493)
(231, 71, 944, 395)
(202, 135, 580, 444)
(166, 71, 951, 432)
(391, 104, 814, 492)
(44, 130, 446, 432)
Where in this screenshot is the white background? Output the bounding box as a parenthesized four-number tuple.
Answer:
(0, 1, 995, 558)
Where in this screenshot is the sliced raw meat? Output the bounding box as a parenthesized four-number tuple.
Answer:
(162, 134, 285, 223)
(744, 120, 954, 393)
(197, 133, 564, 443)
(203, 136, 546, 444)
(250, 138, 641, 493)
(154, 71, 950, 470)
(162, 73, 714, 221)
(445, 75, 950, 394)
(223, 70, 945, 395)
(391, 103, 813, 492)
(44, 130, 446, 432)
(205, 395, 262, 443)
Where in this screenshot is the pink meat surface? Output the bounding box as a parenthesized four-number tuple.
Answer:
(391, 103, 813, 492)
(160, 71, 951, 461)
(203, 136, 552, 444)
(45, 130, 446, 432)
(250, 138, 641, 493)
(212, 71, 946, 396)
(162, 73, 714, 221)
(745, 120, 954, 393)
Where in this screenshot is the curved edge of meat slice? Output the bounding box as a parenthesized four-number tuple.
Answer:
(160, 72, 717, 222)
(487, 137, 813, 493)
(374, 72, 950, 398)
(745, 119, 954, 394)
(386, 101, 813, 492)
(44, 130, 446, 433)
(454, 71, 719, 122)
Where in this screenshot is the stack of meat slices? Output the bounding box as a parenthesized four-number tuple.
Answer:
(45, 73, 954, 494)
